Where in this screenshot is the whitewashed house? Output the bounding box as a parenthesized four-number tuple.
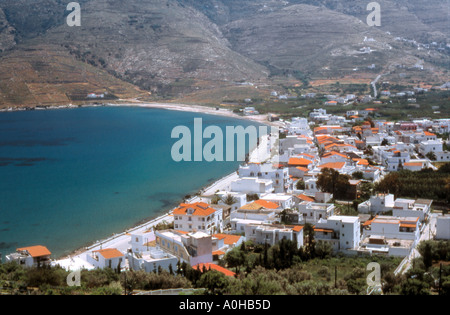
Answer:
(238, 163, 288, 193)
(6, 245, 52, 268)
(298, 201, 335, 224)
(259, 193, 294, 209)
(244, 224, 304, 248)
(173, 202, 223, 234)
(358, 194, 395, 215)
(127, 247, 178, 273)
(392, 198, 432, 222)
(360, 216, 420, 257)
(436, 215, 450, 240)
(87, 248, 125, 270)
(314, 216, 361, 254)
(230, 177, 274, 195)
(155, 230, 213, 266)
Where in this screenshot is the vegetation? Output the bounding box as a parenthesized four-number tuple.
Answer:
(399, 240, 450, 295)
(3, 240, 449, 295)
(316, 168, 350, 200)
(374, 164, 450, 204)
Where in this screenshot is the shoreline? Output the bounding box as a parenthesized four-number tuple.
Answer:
(38, 101, 280, 266)
(0, 101, 279, 128)
(57, 169, 239, 262)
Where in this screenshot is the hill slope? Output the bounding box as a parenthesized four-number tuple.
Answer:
(0, 0, 448, 107)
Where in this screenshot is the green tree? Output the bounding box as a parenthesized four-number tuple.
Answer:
(317, 168, 350, 199)
(314, 241, 333, 259)
(198, 270, 231, 295)
(296, 179, 305, 190)
(401, 279, 431, 295)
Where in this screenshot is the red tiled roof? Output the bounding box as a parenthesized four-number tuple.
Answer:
(318, 162, 346, 169)
(194, 263, 236, 277)
(254, 199, 281, 209)
(173, 202, 216, 217)
(297, 194, 314, 202)
(288, 157, 313, 166)
(93, 248, 124, 259)
(17, 245, 51, 258)
(213, 234, 242, 245)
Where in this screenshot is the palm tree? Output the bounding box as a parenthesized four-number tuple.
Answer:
(223, 194, 237, 206)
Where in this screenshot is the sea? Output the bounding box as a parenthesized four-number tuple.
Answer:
(0, 106, 260, 259)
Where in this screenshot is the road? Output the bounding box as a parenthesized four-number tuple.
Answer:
(395, 213, 437, 275)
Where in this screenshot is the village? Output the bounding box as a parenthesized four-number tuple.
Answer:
(5, 99, 450, 286)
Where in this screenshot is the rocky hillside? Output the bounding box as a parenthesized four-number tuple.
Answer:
(0, 0, 448, 107)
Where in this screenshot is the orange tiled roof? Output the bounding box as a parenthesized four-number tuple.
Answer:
(194, 263, 236, 277)
(297, 194, 314, 202)
(322, 151, 348, 158)
(213, 233, 242, 245)
(254, 199, 281, 209)
(353, 158, 369, 166)
(93, 248, 124, 259)
(173, 202, 216, 217)
(17, 245, 51, 258)
(292, 226, 304, 232)
(404, 162, 423, 167)
(288, 157, 313, 166)
(324, 143, 357, 150)
(318, 162, 346, 169)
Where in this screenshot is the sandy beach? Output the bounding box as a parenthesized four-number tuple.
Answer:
(53, 101, 282, 271)
(116, 101, 280, 127)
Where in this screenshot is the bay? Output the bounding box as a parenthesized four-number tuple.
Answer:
(0, 106, 259, 259)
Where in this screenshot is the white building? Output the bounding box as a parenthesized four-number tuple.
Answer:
(230, 177, 274, 195)
(360, 216, 420, 257)
(238, 163, 288, 193)
(155, 230, 213, 266)
(127, 247, 178, 273)
(244, 224, 304, 248)
(173, 202, 223, 234)
(298, 201, 335, 224)
(129, 230, 156, 253)
(435, 215, 450, 240)
(314, 216, 361, 253)
(358, 194, 395, 215)
(259, 193, 294, 209)
(288, 117, 310, 136)
(392, 198, 432, 222)
(419, 140, 443, 155)
(309, 108, 330, 121)
(5, 245, 52, 268)
(87, 248, 125, 270)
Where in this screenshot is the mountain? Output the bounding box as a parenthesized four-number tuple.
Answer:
(0, 0, 448, 108)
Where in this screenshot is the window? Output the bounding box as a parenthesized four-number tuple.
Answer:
(188, 217, 192, 221)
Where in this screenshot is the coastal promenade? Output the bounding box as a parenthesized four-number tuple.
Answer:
(52, 102, 278, 271)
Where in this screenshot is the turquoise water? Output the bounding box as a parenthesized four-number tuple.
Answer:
(0, 106, 259, 259)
